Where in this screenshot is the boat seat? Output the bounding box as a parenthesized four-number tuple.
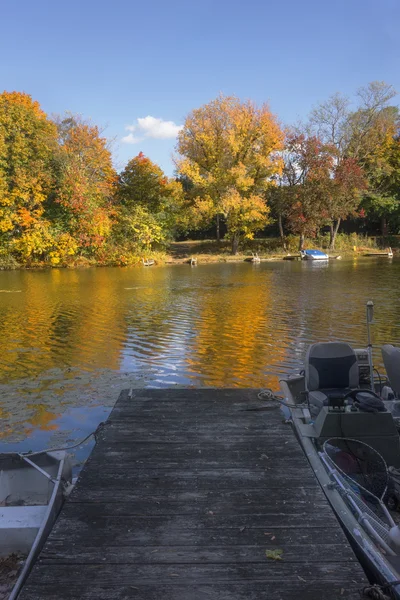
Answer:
(382, 345, 400, 398)
(305, 342, 359, 416)
(0, 505, 47, 529)
(0, 505, 47, 555)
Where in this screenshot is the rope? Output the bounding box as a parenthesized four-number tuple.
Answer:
(361, 583, 395, 599)
(255, 388, 307, 409)
(20, 422, 106, 457)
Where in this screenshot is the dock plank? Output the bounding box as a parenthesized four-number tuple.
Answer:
(19, 388, 367, 600)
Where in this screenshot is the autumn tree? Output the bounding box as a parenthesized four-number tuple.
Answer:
(0, 92, 58, 260)
(279, 134, 335, 249)
(310, 81, 398, 237)
(49, 115, 117, 256)
(115, 152, 185, 251)
(176, 94, 284, 252)
(329, 158, 366, 247)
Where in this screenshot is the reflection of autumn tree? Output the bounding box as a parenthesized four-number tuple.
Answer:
(186, 268, 286, 388)
(25, 403, 59, 433)
(122, 267, 185, 358)
(0, 269, 126, 381)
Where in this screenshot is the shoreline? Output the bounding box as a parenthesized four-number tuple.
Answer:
(0, 237, 395, 270)
(0, 251, 393, 270)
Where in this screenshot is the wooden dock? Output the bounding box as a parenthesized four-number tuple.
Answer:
(19, 389, 367, 599)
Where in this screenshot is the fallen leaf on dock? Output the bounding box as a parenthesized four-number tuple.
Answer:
(265, 549, 283, 560)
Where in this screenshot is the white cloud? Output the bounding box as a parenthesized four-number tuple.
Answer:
(121, 133, 143, 144)
(122, 116, 182, 144)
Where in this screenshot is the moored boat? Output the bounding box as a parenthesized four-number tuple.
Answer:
(300, 249, 329, 260)
(279, 333, 400, 598)
(0, 451, 71, 600)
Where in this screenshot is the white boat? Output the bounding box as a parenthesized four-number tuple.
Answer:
(141, 258, 155, 266)
(300, 249, 329, 260)
(0, 451, 72, 600)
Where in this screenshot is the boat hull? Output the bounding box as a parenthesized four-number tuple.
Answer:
(0, 451, 71, 599)
(289, 409, 400, 597)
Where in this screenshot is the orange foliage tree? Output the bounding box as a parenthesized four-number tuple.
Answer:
(49, 115, 117, 256)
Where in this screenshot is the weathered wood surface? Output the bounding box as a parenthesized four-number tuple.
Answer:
(19, 388, 367, 599)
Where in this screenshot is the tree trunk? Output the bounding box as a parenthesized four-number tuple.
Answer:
(231, 234, 240, 255)
(329, 218, 341, 250)
(329, 223, 334, 249)
(332, 218, 341, 250)
(216, 214, 220, 242)
(278, 213, 286, 250)
(381, 215, 388, 237)
(298, 233, 305, 251)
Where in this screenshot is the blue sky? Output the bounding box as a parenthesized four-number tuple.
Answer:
(1, 0, 399, 175)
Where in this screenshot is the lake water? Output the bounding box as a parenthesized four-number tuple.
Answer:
(1, 258, 399, 459)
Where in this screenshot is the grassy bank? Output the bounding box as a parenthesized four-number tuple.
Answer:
(0, 234, 396, 270)
(166, 234, 394, 264)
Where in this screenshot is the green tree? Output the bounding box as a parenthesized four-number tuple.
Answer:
(115, 152, 185, 250)
(360, 135, 400, 234)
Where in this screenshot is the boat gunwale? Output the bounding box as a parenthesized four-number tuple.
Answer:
(5, 451, 67, 600)
(289, 405, 400, 597)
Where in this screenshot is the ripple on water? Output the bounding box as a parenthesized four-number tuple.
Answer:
(0, 259, 399, 452)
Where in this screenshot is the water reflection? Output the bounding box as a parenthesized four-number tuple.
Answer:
(0, 259, 400, 452)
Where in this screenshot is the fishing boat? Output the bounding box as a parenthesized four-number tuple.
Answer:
(300, 249, 329, 260)
(279, 303, 400, 598)
(0, 451, 72, 600)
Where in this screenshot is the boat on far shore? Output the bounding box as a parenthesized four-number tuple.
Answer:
(300, 249, 329, 261)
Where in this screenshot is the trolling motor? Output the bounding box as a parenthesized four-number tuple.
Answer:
(354, 300, 376, 389)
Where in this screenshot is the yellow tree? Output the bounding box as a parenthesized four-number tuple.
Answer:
(176, 94, 284, 251)
(0, 92, 58, 259)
